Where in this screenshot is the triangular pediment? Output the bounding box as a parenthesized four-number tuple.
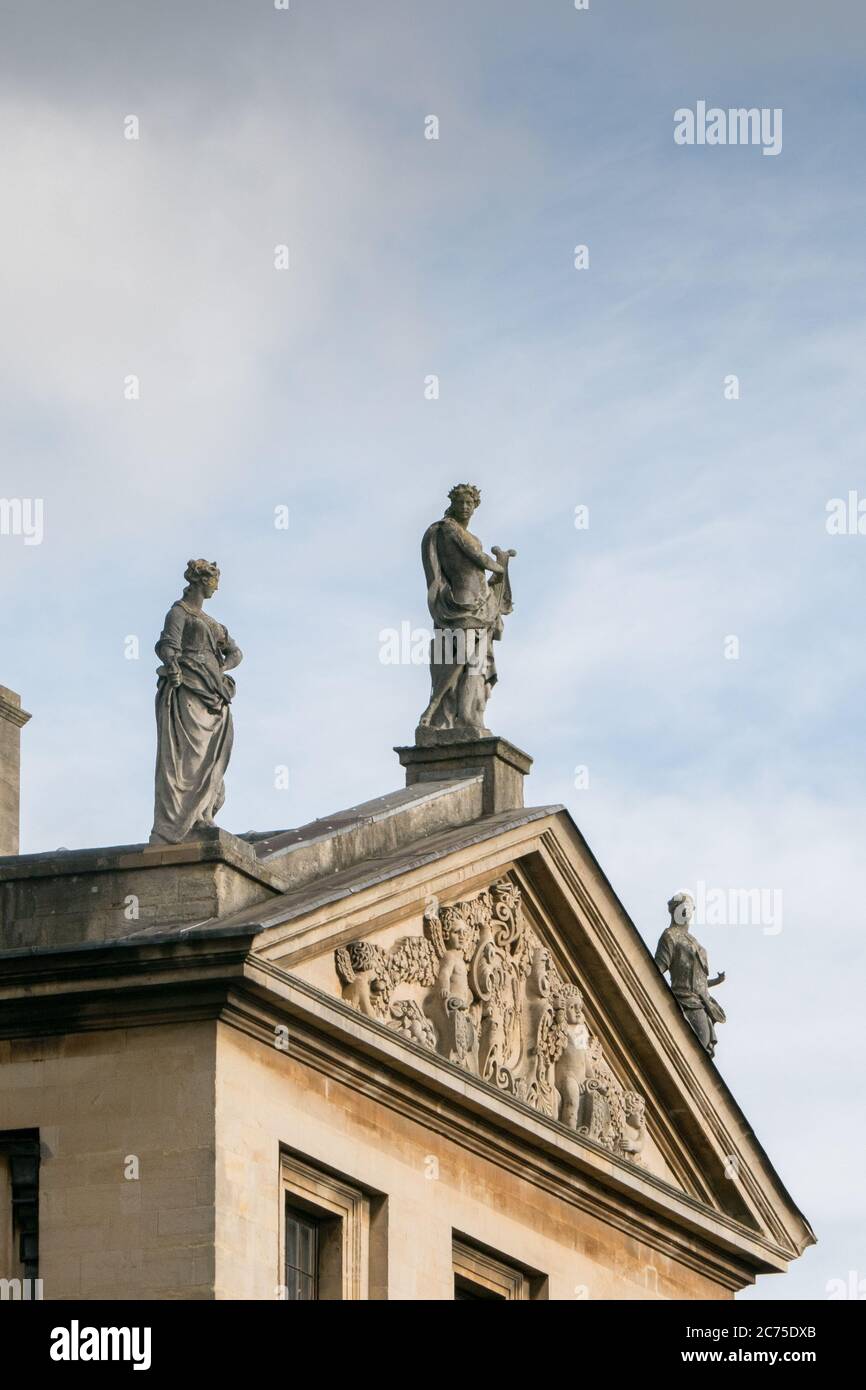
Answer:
(244, 805, 812, 1271)
(279, 866, 691, 1193)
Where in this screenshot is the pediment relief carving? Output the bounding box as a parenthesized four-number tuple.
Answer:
(334, 876, 646, 1164)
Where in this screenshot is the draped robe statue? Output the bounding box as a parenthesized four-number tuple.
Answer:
(655, 892, 727, 1057)
(417, 484, 515, 737)
(149, 559, 242, 845)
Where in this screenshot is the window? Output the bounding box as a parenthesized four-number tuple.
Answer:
(279, 1151, 374, 1300)
(453, 1236, 544, 1301)
(0, 1131, 39, 1285)
(284, 1203, 320, 1301)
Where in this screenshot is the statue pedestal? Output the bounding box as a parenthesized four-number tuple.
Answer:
(0, 828, 286, 951)
(395, 730, 532, 816)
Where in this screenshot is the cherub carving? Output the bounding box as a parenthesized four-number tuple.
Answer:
(470, 900, 513, 1084)
(331, 879, 648, 1163)
(424, 899, 479, 1072)
(514, 946, 557, 1111)
(618, 1090, 646, 1163)
(334, 940, 390, 1020)
(552, 984, 593, 1130)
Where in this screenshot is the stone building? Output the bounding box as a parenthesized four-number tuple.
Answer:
(0, 697, 813, 1300)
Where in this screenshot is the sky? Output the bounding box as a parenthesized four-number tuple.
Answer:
(2, 0, 865, 1300)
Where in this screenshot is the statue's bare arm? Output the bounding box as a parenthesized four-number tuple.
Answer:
(445, 521, 504, 575)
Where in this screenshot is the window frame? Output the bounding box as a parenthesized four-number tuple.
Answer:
(279, 1151, 370, 1301)
(0, 1130, 39, 1284)
(452, 1237, 531, 1301)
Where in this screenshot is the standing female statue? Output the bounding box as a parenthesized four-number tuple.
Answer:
(149, 559, 242, 845)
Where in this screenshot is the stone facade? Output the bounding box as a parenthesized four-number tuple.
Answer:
(0, 760, 814, 1300)
(0, 687, 30, 858)
(0, 1025, 215, 1299)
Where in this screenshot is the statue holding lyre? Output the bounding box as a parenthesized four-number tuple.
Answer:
(417, 484, 516, 737)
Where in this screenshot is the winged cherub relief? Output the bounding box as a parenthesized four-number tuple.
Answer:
(333, 877, 646, 1164)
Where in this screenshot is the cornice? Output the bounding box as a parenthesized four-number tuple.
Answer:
(0, 693, 31, 729)
(247, 814, 811, 1257)
(535, 826, 806, 1253)
(228, 961, 796, 1289)
(0, 807, 813, 1273)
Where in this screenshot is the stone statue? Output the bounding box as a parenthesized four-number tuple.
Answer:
(471, 903, 514, 1085)
(417, 484, 516, 737)
(335, 941, 390, 1020)
(552, 984, 593, 1130)
(149, 559, 242, 845)
(654, 892, 726, 1057)
(334, 876, 647, 1165)
(514, 946, 558, 1115)
(424, 899, 479, 1071)
(620, 1092, 647, 1162)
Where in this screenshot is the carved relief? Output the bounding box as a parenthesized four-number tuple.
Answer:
(334, 877, 645, 1162)
(389, 999, 437, 1050)
(619, 1091, 647, 1163)
(551, 983, 592, 1129)
(334, 940, 390, 1020)
(424, 898, 479, 1071)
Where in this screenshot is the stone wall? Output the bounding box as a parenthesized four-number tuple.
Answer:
(0, 687, 29, 857)
(0, 835, 282, 950)
(214, 1023, 731, 1301)
(0, 1022, 216, 1299)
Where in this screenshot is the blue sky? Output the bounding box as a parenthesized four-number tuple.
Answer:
(2, 0, 865, 1299)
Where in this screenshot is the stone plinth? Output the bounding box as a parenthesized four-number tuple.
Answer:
(0, 686, 31, 857)
(0, 828, 286, 951)
(395, 730, 532, 815)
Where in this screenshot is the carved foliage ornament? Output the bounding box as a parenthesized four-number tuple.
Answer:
(334, 878, 645, 1163)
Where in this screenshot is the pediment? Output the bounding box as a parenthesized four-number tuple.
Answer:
(250, 807, 812, 1268)
(285, 869, 682, 1187)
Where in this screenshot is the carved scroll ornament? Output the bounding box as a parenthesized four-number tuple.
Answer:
(334, 878, 645, 1163)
